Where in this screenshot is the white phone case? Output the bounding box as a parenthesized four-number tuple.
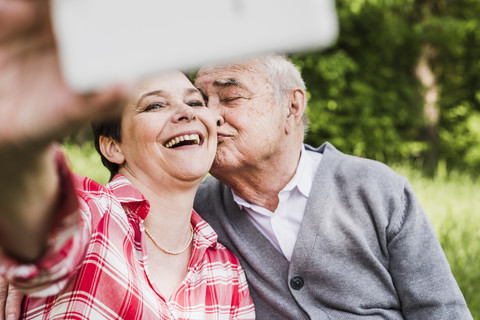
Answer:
(50, 0, 338, 92)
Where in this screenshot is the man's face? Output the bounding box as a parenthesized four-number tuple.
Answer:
(195, 63, 288, 176)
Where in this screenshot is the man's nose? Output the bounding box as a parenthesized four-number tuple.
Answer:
(216, 115, 225, 127)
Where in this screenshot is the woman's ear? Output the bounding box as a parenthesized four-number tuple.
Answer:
(285, 88, 306, 134)
(99, 136, 125, 165)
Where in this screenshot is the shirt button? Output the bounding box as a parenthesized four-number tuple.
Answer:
(290, 276, 304, 290)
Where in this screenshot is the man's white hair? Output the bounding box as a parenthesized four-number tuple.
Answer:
(248, 54, 310, 132)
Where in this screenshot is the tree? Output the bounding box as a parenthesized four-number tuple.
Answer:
(292, 0, 480, 173)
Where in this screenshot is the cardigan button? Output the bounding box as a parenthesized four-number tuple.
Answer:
(290, 276, 304, 290)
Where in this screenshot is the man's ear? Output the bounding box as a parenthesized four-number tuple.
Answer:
(99, 136, 125, 165)
(285, 88, 306, 134)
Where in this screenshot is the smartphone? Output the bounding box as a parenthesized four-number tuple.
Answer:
(50, 0, 338, 92)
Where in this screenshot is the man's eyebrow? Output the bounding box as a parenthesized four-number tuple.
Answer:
(213, 78, 246, 89)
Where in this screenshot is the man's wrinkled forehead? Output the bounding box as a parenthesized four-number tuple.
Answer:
(196, 76, 249, 100)
(196, 61, 258, 84)
(195, 70, 250, 96)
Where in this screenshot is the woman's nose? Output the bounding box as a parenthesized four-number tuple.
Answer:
(174, 104, 196, 122)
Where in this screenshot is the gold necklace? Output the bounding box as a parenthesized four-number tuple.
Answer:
(144, 223, 194, 255)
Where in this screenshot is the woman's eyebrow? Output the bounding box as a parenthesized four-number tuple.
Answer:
(185, 88, 201, 95)
(137, 90, 165, 105)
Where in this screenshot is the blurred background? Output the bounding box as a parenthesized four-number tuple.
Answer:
(63, 0, 480, 317)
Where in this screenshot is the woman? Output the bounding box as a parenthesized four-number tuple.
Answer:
(0, 71, 255, 319)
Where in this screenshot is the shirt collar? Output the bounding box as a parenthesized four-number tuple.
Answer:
(107, 174, 219, 249)
(190, 210, 219, 252)
(107, 174, 146, 202)
(282, 145, 315, 197)
(106, 174, 150, 220)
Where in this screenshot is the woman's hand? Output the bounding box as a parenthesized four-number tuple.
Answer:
(0, 278, 23, 320)
(0, 0, 127, 153)
(0, 0, 127, 261)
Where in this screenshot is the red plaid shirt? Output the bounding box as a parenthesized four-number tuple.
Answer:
(0, 151, 255, 319)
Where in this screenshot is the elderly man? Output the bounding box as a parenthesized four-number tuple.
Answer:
(193, 55, 473, 319)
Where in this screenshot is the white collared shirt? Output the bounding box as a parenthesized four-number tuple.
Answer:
(232, 145, 322, 261)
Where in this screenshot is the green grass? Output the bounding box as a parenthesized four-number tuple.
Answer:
(62, 142, 110, 184)
(392, 162, 480, 319)
(63, 142, 480, 318)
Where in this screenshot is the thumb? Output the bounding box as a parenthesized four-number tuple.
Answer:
(44, 82, 130, 145)
(5, 283, 23, 320)
(78, 82, 130, 121)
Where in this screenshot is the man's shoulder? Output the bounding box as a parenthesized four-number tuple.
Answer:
(194, 176, 229, 216)
(312, 142, 407, 189)
(197, 175, 225, 198)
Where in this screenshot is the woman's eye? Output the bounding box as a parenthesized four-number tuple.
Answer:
(144, 103, 164, 112)
(187, 100, 205, 107)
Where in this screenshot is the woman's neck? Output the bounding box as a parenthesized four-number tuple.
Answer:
(120, 169, 199, 244)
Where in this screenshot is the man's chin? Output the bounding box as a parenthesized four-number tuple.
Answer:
(210, 158, 233, 177)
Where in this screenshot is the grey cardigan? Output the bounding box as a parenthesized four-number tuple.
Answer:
(194, 143, 472, 319)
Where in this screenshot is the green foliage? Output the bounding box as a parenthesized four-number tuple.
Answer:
(291, 0, 480, 172)
(292, 0, 424, 163)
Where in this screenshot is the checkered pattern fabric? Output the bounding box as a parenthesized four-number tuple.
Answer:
(0, 151, 255, 319)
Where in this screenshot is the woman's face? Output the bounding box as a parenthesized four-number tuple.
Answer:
(110, 71, 218, 185)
